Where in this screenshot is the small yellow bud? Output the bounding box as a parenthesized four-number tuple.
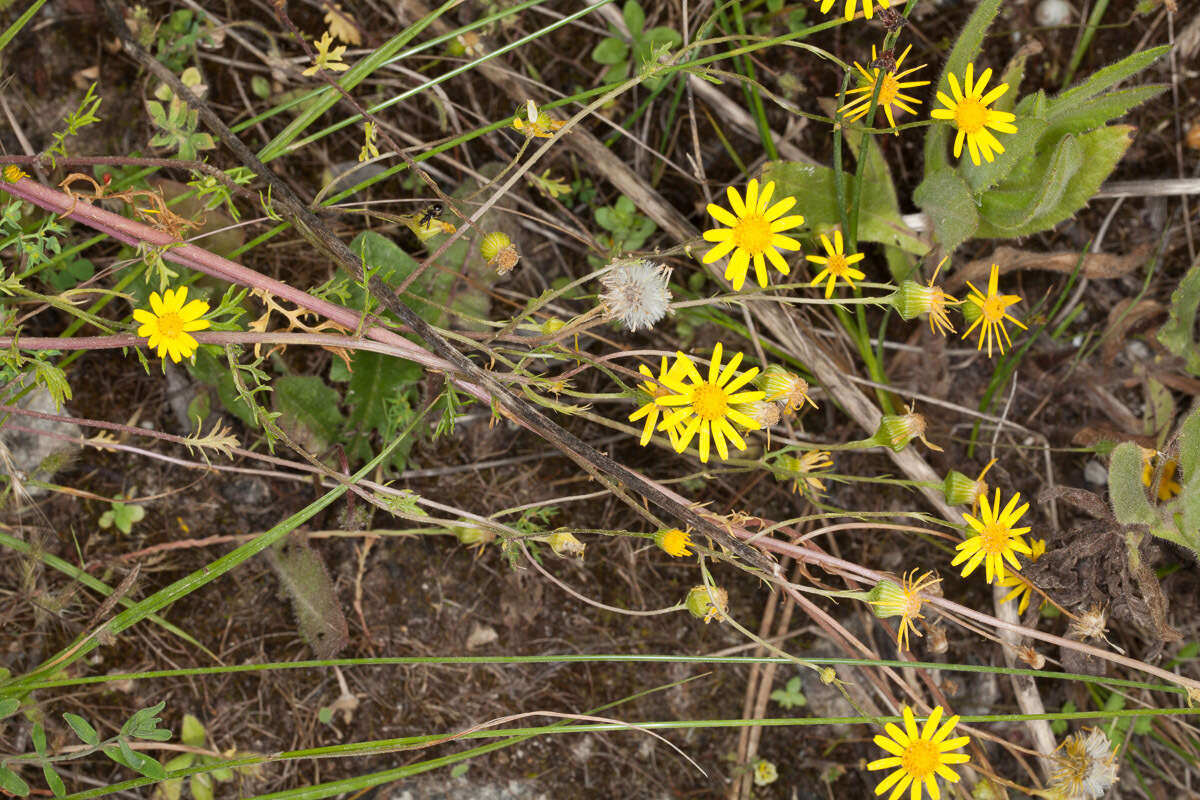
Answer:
(819, 667, 837, 685)
(653, 528, 693, 557)
(454, 525, 495, 547)
(3, 165, 28, 183)
(547, 531, 585, 559)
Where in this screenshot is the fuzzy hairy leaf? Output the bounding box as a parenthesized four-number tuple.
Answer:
(267, 532, 349, 659)
(1109, 442, 1157, 527)
(1044, 85, 1167, 140)
(344, 349, 421, 470)
(1053, 46, 1168, 108)
(1179, 407, 1200, 484)
(274, 376, 345, 455)
(977, 126, 1132, 238)
(1156, 257, 1200, 376)
(912, 169, 978, 252)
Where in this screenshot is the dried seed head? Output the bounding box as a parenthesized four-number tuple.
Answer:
(1068, 604, 1108, 642)
(875, 7, 907, 32)
(598, 259, 672, 332)
(480, 231, 520, 274)
(1047, 729, 1118, 800)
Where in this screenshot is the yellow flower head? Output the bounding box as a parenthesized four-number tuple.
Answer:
(702, 179, 804, 291)
(807, 230, 867, 299)
(814, 0, 890, 21)
(775, 450, 833, 497)
(654, 528, 693, 557)
(303, 31, 351, 76)
(930, 63, 1018, 165)
(998, 538, 1046, 614)
(952, 488, 1034, 584)
(869, 569, 942, 652)
(1141, 450, 1182, 501)
(3, 165, 28, 183)
(868, 705, 971, 800)
(962, 264, 1027, 357)
(628, 356, 690, 449)
(655, 343, 766, 463)
(132, 286, 211, 363)
(840, 46, 930, 133)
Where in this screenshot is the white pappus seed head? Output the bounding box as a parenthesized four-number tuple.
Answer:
(598, 259, 672, 332)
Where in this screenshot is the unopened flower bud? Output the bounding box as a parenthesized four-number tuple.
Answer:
(685, 585, 729, 623)
(756, 364, 817, 412)
(819, 667, 837, 685)
(943, 470, 986, 507)
(454, 525, 495, 547)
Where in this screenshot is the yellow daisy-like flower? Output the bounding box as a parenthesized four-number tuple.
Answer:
(3, 164, 28, 183)
(1141, 450, 1182, 501)
(807, 230, 867, 299)
(132, 286, 211, 363)
(814, 0, 890, 21)
(702, 179, 804, 291)
(952, 488, 1034, 584)
(656, 343, 766, 463)
(869, 569, 942, 653)
(654, 528, 693, 557)
(930, 63, 1018, 165)
(962, 264, 1027, 357)
(839, 46, 930, 133)
(628, 356, 690, 449)
(998, 538, 1046, 614)
(868, 705, 971, 800)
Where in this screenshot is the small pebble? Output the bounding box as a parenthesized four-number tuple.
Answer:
(1036, 0, 1072, 27)
(1084, 459, 1108, 486)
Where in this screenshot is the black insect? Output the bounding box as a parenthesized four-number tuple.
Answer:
(418, 203, 444, 227)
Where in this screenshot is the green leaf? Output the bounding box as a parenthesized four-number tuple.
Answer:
(0, 698, 19, 719)
(591, 37, 628, 65)
(977, 126, 1133, 238)
(923, 0, 1005, 175)
(1054, 46, 1168, 108)
(164, 753, 195, 771)
(450, 763, 470, 778)
(63, 713, 99, 746)
(769, 676, 807, 710)
(344, 350, 421, 469)
(190, 349, 257, 428)
(190, 772, 214, 800)
(180, 713, 206, 748)
(1178, 406, 1200, 484)
(978, 132, 1082, 232)
(1109, 442, 1157, 526)
(157, 777, 184, 800)
(274, 376, 345, 455)
(268, 532, 349, 659)
(317, 706, 334, 725)
(912, 169, 979, 251)
(762, 160, 927, 255)
(42, 765, 65, 798)
(1044, 85, 1166, 139)
(643, 27, 681, 49)
(31, 722, 47, 756)
(623, 0, 645, 36)
(1156, 252, 1200, 376)
(0, 765, 30, 797)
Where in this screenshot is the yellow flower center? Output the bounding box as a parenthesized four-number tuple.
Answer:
(157, 312, 185, 339)
(954, 97, 988, 134)
(980, 294, 1007, 323)
(900, 590, 922, 619)
(825, 253, 851, 277)
(692, 382, 728, 421)
(979, 521, 1011, 554)
(733, 215, 772, 255)
(901, 738, 940, 780)
(877, 73, 899, 106)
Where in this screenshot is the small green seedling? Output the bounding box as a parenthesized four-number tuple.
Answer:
(99, 494, 146, 536)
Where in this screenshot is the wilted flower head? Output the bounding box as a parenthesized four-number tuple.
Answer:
(599, 259, 672, 332)
(481, 231, 520, 274)
(685, 585, 729, 623)
(757, 364, 818, 413)
(1067, 604, 1109, 643)
(735, 399, 782, 429)
(1046, 729, 1118, 799)
(774, 450, 833, 497)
